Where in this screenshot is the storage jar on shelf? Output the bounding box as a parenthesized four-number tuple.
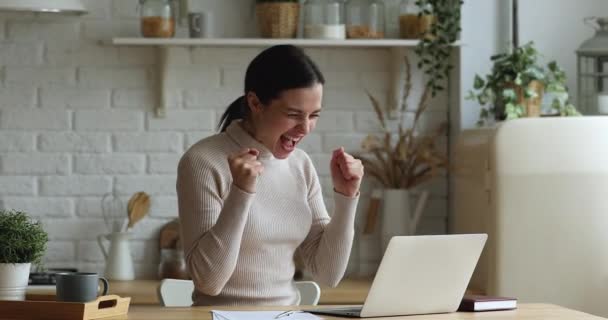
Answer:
(255, 0, 300, 38)
(303, 0, 346, 40)
(139, 0, 175, 38)
(399, 0, 435, 39)
(345, 0, 385, 39)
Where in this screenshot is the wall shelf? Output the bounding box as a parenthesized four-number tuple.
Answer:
(112, 38, 426, 48)
(110, 37, 461, 117)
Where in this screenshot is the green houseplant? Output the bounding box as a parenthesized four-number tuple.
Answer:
(467, 42, 580, 126)
(0, 209, 48, 300)
(255, 0, 300, 38)
(414, 0, 463, 97)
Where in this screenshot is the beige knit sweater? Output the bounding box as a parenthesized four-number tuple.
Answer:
(176, 121, 359, 306)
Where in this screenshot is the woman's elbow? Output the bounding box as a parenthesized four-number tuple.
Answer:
(196, 282, 224, 296)
(313, 268, 345, 288)
(190, 270, 227, 296)
(320, 274, 343, 288)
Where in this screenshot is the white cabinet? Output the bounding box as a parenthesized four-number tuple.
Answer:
(451, 117, 608, 317)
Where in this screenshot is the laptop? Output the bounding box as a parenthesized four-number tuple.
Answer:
(306, 234, 487, 318)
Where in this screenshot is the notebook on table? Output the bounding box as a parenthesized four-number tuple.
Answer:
(458, 295, 517, 311)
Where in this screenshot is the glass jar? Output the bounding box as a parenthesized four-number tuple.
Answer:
(158, 249, 190, 280)
(399, 0, 434, 39)
(303, 0, 346, 40)
(140, 0, 175, 38)
(346, 0, 385, 39)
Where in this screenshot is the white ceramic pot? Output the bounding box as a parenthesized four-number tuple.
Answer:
(380, 189, 429, 253)
(0, 263, 31, 301)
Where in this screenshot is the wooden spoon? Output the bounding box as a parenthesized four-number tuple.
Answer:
(128, 192, 150, 229)
(127, 192, 143, 215)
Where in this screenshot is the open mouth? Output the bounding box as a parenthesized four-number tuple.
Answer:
(279, 134, 302, 151)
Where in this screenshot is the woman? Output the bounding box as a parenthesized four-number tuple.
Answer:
(177, 45, 364, 306)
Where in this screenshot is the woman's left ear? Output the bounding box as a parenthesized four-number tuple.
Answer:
(246, 92, 263, 114)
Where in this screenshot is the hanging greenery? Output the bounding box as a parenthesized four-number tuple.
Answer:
(414, 0, 463, 97)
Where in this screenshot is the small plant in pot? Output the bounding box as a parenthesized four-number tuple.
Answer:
(0, 210, 48, 301)
(467, 42, 580, 126)
(255, 0, 300, 38)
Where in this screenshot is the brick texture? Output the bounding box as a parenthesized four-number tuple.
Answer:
(0, 14, 449, 277)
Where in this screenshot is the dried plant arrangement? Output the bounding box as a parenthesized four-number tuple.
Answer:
(358, 55, 448, 190)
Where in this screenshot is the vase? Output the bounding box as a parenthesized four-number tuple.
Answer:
(380, 189, 429, 253)
(97, 232, 135, 280)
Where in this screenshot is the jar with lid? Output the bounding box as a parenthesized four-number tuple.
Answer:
(158, 249, 190, 280)
(399, 0, 435, 39)
(139, 0, 175, 38)
(346, 0, 385, 39)
(303, 0, 346, 40)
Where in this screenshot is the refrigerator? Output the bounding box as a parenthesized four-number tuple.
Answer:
(451, 117, 608, 317)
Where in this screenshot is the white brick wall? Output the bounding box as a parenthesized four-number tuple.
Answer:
(0, 87, 37, 108)
(0, 7, 449, 279)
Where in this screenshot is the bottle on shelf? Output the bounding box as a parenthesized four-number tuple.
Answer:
(345, 0, 385, 39)
(303, 0, 346, 40)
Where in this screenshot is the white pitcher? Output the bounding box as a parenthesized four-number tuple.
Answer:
(380, 189, 429, 253)
(97, 232, 135, 280)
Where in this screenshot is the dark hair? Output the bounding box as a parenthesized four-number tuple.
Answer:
(218, 45, 325, 132)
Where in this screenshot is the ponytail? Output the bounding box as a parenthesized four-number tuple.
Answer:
(218, 96, 247, 132)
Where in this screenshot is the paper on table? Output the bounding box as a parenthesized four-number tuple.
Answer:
(211, 310, 322, 320)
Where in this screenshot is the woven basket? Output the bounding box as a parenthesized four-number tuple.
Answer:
(513, 80, 544, 117)
(496, 80, 545, 119)
(256, 2, 300, 38)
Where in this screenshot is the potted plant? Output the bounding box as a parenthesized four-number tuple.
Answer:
(359, 56, 448, 251)
(0, 210, 48, 301)
(467, 42, 580, 126)
(255, 0, 300, 38)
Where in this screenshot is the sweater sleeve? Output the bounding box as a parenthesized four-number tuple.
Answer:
(295, 156, 359, 287)
(177, 153, 255, 296)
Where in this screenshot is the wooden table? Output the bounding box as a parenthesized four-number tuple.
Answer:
(104, 304, 606, 319)
(26, 277, 373, 305)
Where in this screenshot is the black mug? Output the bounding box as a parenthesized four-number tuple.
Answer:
(55, 272, 109, 303)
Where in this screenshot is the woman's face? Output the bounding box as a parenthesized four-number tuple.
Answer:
(247, 84, 323, 159)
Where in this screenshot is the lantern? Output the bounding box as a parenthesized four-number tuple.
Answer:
(577, 17, 608, 115)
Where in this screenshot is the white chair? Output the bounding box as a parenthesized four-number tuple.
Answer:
(294, 281, 320, 305)
(157, 279, 321, 307)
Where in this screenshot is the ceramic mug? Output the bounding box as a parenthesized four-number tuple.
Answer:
(188, 11, 212, 38)
(55, 272, 109, 302)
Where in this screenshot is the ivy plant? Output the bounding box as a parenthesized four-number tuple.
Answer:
(414, 0, 463, 97)
(466, 42, 580, 126)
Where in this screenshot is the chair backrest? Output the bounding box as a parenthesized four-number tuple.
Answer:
(157, 279, 194, 307)
(294, 281, 320, 305)
(157, 279, 321, 307)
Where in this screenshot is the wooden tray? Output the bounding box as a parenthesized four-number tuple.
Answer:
(0, 294, 130, 320)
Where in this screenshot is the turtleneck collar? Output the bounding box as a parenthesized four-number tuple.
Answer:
(225, 120, 278, 161)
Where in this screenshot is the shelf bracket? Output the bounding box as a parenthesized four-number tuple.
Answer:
(156, 46, 169, 118)
(388, 47, 408, 120)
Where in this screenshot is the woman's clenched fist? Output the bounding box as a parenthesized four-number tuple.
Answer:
(228, 148, 264, 193)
